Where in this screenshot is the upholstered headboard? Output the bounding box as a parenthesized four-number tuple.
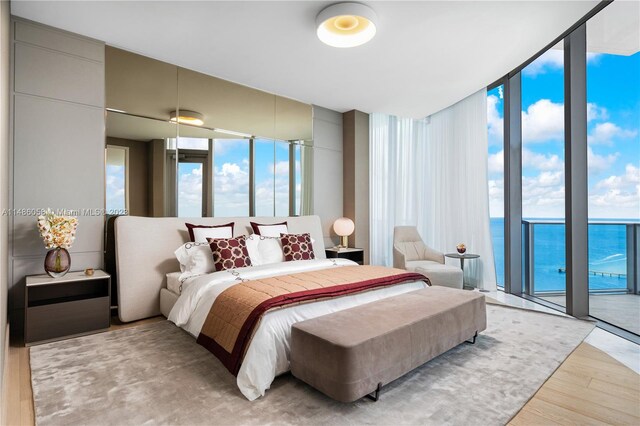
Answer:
(114, 215, 327, 322)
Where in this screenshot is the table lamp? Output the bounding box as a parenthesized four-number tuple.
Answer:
(333, 217, 355, 249)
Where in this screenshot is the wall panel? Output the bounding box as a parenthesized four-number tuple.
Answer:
(12, 95, 104, 257)
(312, 105, 343, 248)
(14, 43, 104, 106)
(9, 19, 105, 335)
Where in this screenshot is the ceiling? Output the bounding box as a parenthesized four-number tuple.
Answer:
(12, 1, 603, 118)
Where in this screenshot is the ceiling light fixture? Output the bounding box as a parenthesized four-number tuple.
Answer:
(316, 2, 377, 48)
(169, 110, 204, 126)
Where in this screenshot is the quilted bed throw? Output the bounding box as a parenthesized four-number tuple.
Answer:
(196, 265, 430, 375)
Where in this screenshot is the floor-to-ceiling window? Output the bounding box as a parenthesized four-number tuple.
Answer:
(487, 85, 505, 288)
(520, 43, 568, 306)
(585, 3, 640, 334)
(493, 1, 639, 338)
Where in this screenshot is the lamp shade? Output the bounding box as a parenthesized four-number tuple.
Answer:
(333, 217, 355, 237)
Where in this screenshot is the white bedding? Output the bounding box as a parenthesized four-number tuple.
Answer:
(168, 259, 426, 400)
(166, 272, 182, 295)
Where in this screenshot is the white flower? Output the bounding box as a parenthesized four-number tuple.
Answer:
(36, 210, 78, 250)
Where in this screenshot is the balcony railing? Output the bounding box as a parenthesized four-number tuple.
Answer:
(522, 220, 639, 296)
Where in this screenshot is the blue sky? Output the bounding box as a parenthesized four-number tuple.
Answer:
(487, 49, 640, 219)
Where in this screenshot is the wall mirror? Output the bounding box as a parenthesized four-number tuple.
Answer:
(105, 112, 178, 217)
(105, 46, 313, 219)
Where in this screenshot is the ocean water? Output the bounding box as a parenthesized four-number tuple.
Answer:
(490, 218, 631, 292)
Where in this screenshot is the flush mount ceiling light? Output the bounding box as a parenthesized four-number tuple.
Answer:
(169, 110, 204, 126)
(316, 2, 377, 48)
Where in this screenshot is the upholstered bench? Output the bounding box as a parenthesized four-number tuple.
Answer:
(290, 286, 486, 402)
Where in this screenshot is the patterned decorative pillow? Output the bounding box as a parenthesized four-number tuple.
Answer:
(207, 235, 252, 271)
(280, 233, 316, 261)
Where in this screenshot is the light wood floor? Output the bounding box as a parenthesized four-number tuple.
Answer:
(510, 343, 640, 425)
(5, 318, 639, 426)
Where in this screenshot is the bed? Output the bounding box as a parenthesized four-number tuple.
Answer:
(115, 215, 428, 400)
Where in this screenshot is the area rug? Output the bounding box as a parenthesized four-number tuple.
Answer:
(30, 304, 594, 426)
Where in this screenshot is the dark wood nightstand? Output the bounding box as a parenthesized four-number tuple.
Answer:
(25, 270, 111, 346)
(325, 248, 364, 265)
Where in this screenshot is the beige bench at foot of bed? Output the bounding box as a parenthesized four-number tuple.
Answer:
(290, 286, 487, 403)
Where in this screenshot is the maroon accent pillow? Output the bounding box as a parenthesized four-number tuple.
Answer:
(186, 222, 234, 242)
(250, 221, 288, 236)
(280, 233, 315, 261)
(207, 235, 252, 272)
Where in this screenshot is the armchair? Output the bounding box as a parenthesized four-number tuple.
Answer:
(393, 226, 463, 289)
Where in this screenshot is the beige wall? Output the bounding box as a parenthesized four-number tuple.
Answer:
(312, 106, 344, 248)
(9, 19, 105, 335)
(0, 0, 10, 412)
(106, 137, 149, 217)
(343, 110, 370, 264)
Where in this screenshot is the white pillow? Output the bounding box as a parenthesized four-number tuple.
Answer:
(174, 242, 215, 281)
(252, 223, 288, 237)
(192, 226, 233, 243)
(245, 234, 285, 266)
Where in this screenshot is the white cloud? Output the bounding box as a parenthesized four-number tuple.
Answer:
(213, 161, 250, 216)
(523, 50, 601, 77)
(595, 163, 640, 192)
(489, 150, 563, 176)
(522, 50, 563, 77)
(589, 164, 640, 218)
(588, 122, 638, 145)
(271, 161, 290, 176)
(488, 150, 503, 174)
(487, 94, 503, 145)
(215, 139, 248, 156)
(178, 164, 204, 217)
(106, 165, 125, 212)
(588, 147, 618, 174)
(522, 99, 564, 143)
(522, 171, 565, 218)
(255, 174, 289, 215)
(488, 179, 504, 218)
(586, 52, 602, 64)
(523, 149, 563, 171)
(587, 103, 608, 122)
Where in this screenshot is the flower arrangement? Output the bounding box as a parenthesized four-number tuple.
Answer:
(37, 209, 78, 249)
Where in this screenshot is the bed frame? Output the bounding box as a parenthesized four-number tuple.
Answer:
(114, 215, 327, 322)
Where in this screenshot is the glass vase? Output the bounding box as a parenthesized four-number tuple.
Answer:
(44, 247, 71, 278)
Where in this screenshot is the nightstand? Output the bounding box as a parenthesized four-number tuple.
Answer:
(25, 270, 111, 346)
(325, 247, 364, 265)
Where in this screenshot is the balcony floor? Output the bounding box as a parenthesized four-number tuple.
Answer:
(540, 293, 640, 335)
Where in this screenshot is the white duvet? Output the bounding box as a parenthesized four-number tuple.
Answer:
(168, 259, 426, 400)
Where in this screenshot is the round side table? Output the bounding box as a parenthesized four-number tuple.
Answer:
(445, 253, 480, 291)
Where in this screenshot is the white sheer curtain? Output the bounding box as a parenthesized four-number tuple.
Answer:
(370, 89, 497, 291)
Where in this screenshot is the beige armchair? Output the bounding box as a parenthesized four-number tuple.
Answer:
(393, 226, 463, 289)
